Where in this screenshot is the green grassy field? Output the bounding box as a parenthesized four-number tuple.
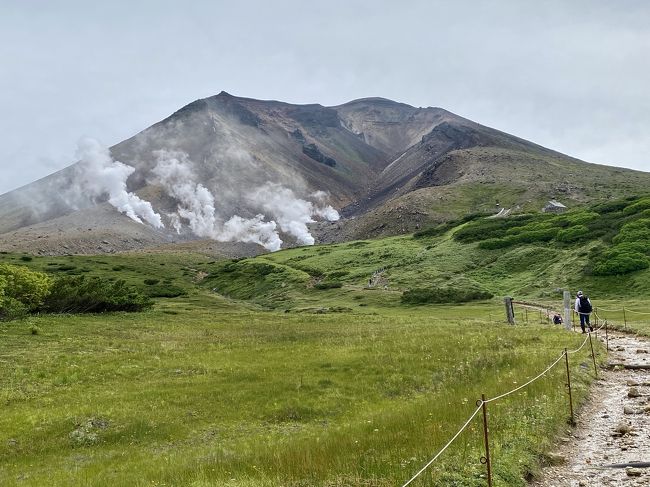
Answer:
(1, 297, 601, 487)
(4, 194, 650, 485)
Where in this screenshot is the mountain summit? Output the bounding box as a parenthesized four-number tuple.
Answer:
(2, 93, 649, 255)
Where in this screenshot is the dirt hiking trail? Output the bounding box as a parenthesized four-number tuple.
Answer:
(533, 330, 650, 486)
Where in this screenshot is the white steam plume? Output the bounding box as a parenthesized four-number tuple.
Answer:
(152, 150, 282, 251)
(152, 150, 339, 251)
(75, 138, 163, 228)
(222, 215, 282, 251)
(250, 183, 339, 246)
(311, 190, 341, 221)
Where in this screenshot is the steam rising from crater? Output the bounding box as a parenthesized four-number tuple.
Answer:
(151, 151, 282, 251)
(250, 183, 339, 246)
(52, 140, 338, 252)
(75, 138, 163, 228)
(151, 150, 339, 251)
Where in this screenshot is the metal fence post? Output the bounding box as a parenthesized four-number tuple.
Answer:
(589, 333, 597, 377)
(623, 306, 628, 330)
(605, 321, 609, 352)
(564, 349, 574, 425)
(479, 394, 493, 487)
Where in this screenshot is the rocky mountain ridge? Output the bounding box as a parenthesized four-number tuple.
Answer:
(2, 92, 649, 255)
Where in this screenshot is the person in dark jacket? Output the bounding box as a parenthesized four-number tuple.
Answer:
(574, 290, 593, 333)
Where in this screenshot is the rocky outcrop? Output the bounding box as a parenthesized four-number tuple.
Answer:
(302, 143, 337, 167)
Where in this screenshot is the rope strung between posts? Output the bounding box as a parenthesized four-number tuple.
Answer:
(589, 306, 650, 315)
(401, 326, 595, 485)
(484, 352, 565, 403)
(592, 312, 609, 330)
(595, 306, 623, 313)
(623, 308, 650, 315)
(401, 301, 608, 486)
(566, 334, 590, 354)
(400, 403, 483, 487)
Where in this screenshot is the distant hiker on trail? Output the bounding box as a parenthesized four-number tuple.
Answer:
(553, 314, 563, 325)
(574, 290, 593, 333)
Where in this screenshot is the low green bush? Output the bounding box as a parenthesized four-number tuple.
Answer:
(505, 220, 555, 236)
(612, 220, 650, 248)
(513, 227, 559, 243)
(453, 215, 535, 243)
(556, 225, 589, 243)
(562, 211, 599, 226)
(313, 281, 343, 290)
(592, 198, 634, 214)
(327, 270, 349, 279)
(40, 276, 153, 313)
(142, 284, 186, 298)
(592, 245, 650, 276)
(0, 264, 52, 320)
(401, 286, 493, 304)
(623, 198, 650, 215)
(478, 237, 517, 250)
(143, 278, 160, 285)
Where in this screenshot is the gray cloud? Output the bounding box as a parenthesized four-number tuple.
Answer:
(1, 0, 649, 194)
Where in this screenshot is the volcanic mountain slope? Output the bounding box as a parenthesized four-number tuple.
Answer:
(2, 92, 650, 254)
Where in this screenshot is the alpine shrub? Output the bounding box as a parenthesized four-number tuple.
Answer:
(0, 264, 52, 319)
(592, 246, 650, 276)
(41, 276, 153, 313)
(313, 281, 343, 290)
(556, 225, 590, 243)
(401, 286, 493, 304)
(623, 198, 650, 215)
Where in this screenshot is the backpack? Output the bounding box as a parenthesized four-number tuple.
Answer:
(579, 295, 592, 313)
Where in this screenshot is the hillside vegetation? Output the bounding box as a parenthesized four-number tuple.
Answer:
(204, 194, 650, 310)
(3, 196, 650, 485)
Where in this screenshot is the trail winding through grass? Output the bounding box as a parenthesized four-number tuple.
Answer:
(534, 330, 650, 486)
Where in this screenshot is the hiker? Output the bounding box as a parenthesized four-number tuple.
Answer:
(574, 290, 593, 333)
(553, 314, 563, 325)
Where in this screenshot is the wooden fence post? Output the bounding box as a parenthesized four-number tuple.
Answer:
(504, 297, 515, 325)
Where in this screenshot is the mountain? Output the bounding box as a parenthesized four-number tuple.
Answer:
(1, 92, 649, 255)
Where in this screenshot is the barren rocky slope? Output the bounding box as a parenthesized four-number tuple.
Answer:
(2, 92, 650, 255)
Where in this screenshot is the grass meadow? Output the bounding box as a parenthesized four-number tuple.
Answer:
(7, 195, 650, 485)
(1, 294, 602, 486)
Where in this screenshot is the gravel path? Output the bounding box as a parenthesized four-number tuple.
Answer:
(533, 331, 650, 486)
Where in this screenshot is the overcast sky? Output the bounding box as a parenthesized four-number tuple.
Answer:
(1, 0, 649, 194)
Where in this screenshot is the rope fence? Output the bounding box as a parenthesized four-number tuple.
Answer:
(401, 301, 609, 487)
